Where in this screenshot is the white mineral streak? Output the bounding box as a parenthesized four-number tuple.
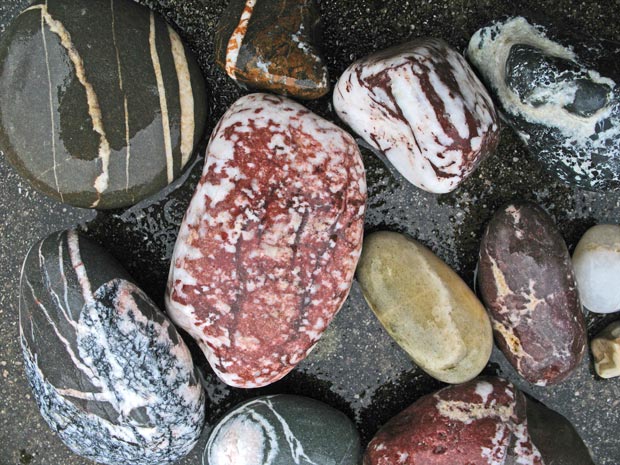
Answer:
(475, 381, 494, 403)
(511, 420, 543, 464)
(480, 422, 509, 465)
(333, 39, 497, 194)
(225, 0, 257, 78)
(26, 3, 112, 206)
(435, 399, 514, 425)
(467, 17, 616, 147)
(168, 25, 195, 166)
(167, 93, 365, 388)
(149, 11, 174, 184)
(67, 230, 94, 305)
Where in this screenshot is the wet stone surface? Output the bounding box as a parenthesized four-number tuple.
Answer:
(1, 1, 620, 464)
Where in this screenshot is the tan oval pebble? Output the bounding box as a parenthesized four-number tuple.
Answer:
(356, 231, 492, 384)
(591, 321, 620, 378)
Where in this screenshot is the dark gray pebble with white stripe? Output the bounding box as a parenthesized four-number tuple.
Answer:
(19, 230, 205, 465)
(0, 0, 207, 209)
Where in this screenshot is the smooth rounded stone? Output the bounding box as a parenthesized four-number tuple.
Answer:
(356, 231, 493, 384)
(478, 203, 587, 386)
(19, 230, 205, 465)
(364, 377, 544, 465)
(467, 16, 620, 191)
(203, 395, 361, 465)
(591, 321, 620, 378)
(166, 93, 367, 388)
(333, 38, 500, 194)
(525, 396, 595, 464)
(572, 224, 620, 313)
(215, 0, 329, 99)
(0, 0, 207, 209)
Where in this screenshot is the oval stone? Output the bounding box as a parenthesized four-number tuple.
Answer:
(572, 224, 620, 313)
(591, 320, 620, 379)
(478, 203, 587, 385)
(0, 0, 207, 209)
(20, 230, 205, 465)
(166, 93, 367, 388)
(334, 38, 500, 194)
(467, 16, 620, 191)
(356, 231, 492, 384)
(203, 395, 362, 465)
(364, 377, 544, 465)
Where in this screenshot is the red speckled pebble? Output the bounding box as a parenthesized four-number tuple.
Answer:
(364, 378, 543, 465)
(166, 93, 367, 388)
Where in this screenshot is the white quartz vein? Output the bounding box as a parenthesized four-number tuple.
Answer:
(225, 0, 257, 78)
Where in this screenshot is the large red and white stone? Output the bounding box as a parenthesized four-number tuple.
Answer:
(333, 39, 499, 194)
(166, 93, 367, 388)
(364, 377, 543, 465)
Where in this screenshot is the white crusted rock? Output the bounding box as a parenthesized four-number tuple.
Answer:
(333, 38, 499, 194)
(592, 321, 620, 378)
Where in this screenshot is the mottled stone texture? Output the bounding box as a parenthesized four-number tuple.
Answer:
(591, 321, 620, 378)
(478, 203, 587, 385)
(203, 395, 362, 465)
(19, 230, 205, 465)
(0, 0, 207, 209)
(364, 377, 543, 465)
(468, 16, 620, 191)
(215, 0, 329, 99)
(166, 93, 366, 388)
(357, 231, 492, 384)
(334, 38, 499, 194)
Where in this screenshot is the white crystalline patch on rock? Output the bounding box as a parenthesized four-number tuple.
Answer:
(480, 422, 510, 465)
(207, 415, 269, 465)
(467, 16, 616, 145)
(475, 381, 494, 403)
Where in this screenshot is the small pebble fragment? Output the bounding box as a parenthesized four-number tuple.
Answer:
(215, 0, 329, 99)
(478, 203, 587, 385)
(468, 16, 620, 191)
(334, 38, 499, 194)
(167, 93, 366, 388)
(572, 224, 620, 313)
(203, 395, 362, 465)
(356, 231, 492, 384)
(591, 321, 620, 378)
(19, 230, 205, 465)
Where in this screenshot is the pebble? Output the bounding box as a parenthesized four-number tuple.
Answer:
(478, 203, 587, 385)
(356, 231, 492, 384)
(334, 38, 499, 194)
(591, 321, 620, 378)
(0, 0, 207, 209)
(572, 224, 620, 313)
(215, 0, 329, 99)
(468, 16, 620, 191)
(19, 230, 205, 465)
(203, 395, 361, 465)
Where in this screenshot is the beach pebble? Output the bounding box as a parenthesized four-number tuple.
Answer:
(573, 224, 620, 313)
(356, 231, 492, 384)
(468, 16, 620, 191)
(0, 0, 207, 209)
(215, 0, 329, 99)
(334, 38, 499, 194)
(166, 93, 366, 388)
(19, 230, 205, 465)
(478, 203, 587, 385)
(591, 321, 620, 378)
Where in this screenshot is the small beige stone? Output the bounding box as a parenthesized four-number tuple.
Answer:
(356, 231, 493, 384)
(591, 321, 620, 378)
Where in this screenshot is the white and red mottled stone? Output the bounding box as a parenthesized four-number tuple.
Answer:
(478, 203, 587, 386)
(166, 93, 367, 388)
(364, 377, 543, 465)
(333, 39, 499, 194)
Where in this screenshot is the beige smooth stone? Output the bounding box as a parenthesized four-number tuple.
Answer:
(357, 231, 493, 384)
(591, 321, 620, 378)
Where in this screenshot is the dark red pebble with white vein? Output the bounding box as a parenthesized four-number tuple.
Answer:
(166, 93, 367, 388)
(477, 203, 587, 385)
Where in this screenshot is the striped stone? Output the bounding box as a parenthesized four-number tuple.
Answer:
(0, 0, 207, 209)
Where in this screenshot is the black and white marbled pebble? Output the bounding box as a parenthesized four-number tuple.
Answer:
(203, 395, 362, 465)
(19, 230, 205, 465)
(467, 16, 620, 191)
(0, 0, 207, 209)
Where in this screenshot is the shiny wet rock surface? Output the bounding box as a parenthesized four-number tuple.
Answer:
(1, 1, 619, 464)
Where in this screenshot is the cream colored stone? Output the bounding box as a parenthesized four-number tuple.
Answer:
(591, 321, 620, 379)
(356, 231, 493, 384)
